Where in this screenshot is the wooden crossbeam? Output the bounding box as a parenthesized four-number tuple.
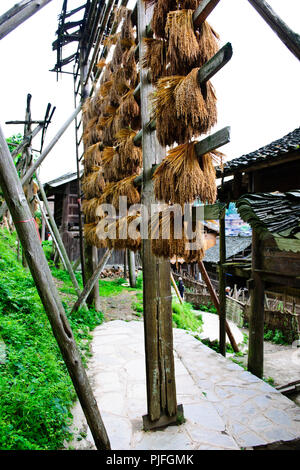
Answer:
(0, 0, 53, 40)
(248, 0, 300, 61)
(193, 0, 221, 27)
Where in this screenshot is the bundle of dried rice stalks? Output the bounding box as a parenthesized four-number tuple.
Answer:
(150, 208, 205, 262)
(120, 8, 135, 44)
(84, 222, 107, 248)
(83, 143, 102, 174)
(116, 129, 143, 175)
(82, 197, 102, 223)
(102, 147, 118, 181)
(174, 68, 217, 134)
(117, 90, 140, 127)
(153, 143, 222, 206)
(196, 21, 219, 67)
(152, 0, 178, 38)
(142, 38, 166, 83)
(102, 214, 141, 252)
(152, 75, 195, 146)
(82, 167, 105, 199)
(122, 46, 138, 84)
(165, 9, 200, 75)
(83, 116, 99, 147)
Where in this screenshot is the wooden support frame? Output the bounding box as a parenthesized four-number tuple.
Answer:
(247, 228, 265, 378)
(138, 0, 180, 428)
(248, 0, 300, 61)
(0, 124, 111, 450)
(36, 173, 88, 310)
(71, 248, 113, 314)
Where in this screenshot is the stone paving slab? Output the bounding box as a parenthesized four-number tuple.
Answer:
(67, 320, 300, 451)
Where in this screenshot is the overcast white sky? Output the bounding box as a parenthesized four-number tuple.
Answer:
(0, 0, 299, 183)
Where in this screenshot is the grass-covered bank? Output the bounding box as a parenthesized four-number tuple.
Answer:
(0, 230, 103, 450)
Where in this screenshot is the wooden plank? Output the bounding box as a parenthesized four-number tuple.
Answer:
(193, 0, 221, 27)
(0, 0, 53, 40)
(248, 0, 300, 61)
(219, 209, 226, 356)
(197, 43, 233, 84)
(171, 272, 183, 305)
(0, 123, 110, 450)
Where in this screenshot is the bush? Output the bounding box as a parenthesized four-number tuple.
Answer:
(172, 302, 202, 332)
(0, 230, 103, 449)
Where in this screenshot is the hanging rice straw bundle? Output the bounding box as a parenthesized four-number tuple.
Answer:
(100, 62, 113, 85)
(82, 167, 105, 199)
(96, 59, 106, 69)
(113, 68, 130, 97)
(84, 222, 107, 248)
(120, 8, 135, 43)
(117, 90, 140, 127)
(196, 21, 219, 67)
(83, 117, 98, 147)
(103, 33, 120, 48)
(82, 98, 94, 127)
(116, 129, 143, 174)
(203, 81, 218, 129)
(153, 143, 206, 206)
(83, 143, 102, 174)
(122, 46, 138, 84)
(152, 0, 178, 38)
(103, 214, 141, 252)
(181, 0, 198, 8)
(165, 10, 200, 74)
(174, 68, 217, 135)
(99, 80, 113, 98)
(142, 38, 166, 83)
(112, 175, 141, 208)
(82, 197, 102, 223)
(150, 207, 205, 262)
(102, 147, 118, 181)
(152, 75, 195, 146)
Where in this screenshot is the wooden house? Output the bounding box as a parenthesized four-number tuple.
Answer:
(44, 172, 127, 266)
(217, 127, 300, 377)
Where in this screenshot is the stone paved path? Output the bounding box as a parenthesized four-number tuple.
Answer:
(67, 320, 300, 451)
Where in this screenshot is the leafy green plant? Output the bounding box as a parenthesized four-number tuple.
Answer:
(172, 302, 203, 332)
(0, 230, 103, 450)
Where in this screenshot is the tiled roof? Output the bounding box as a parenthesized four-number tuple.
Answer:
(203, 236, 252, 264)
(217, 127, 300, 177)
(236, 191, 300, 238)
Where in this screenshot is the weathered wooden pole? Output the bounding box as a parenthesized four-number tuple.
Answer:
(0, 105, 81, 219)
(171, 272, 184, 305)
(71, 248, 112, 314)
(248, 0, 300, 61)
(128, 250, 136, 288)
(247, 228, 265, 378)
(0, 124, 110, 450)
(198, 260, 239, 353)
(138, 0, 181, 429)
(0, 0, 53, 40)
(218, 209, 226, 356)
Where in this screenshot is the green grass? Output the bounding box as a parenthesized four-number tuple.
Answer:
(0, 230, 103, 450)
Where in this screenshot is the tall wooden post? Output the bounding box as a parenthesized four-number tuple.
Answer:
(219, 209, 226, 356)
(128, 250, 136, 288)
(137, 0, 181, 429)
(0, 125, 110, 450)
(248, 228, 265, 378)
